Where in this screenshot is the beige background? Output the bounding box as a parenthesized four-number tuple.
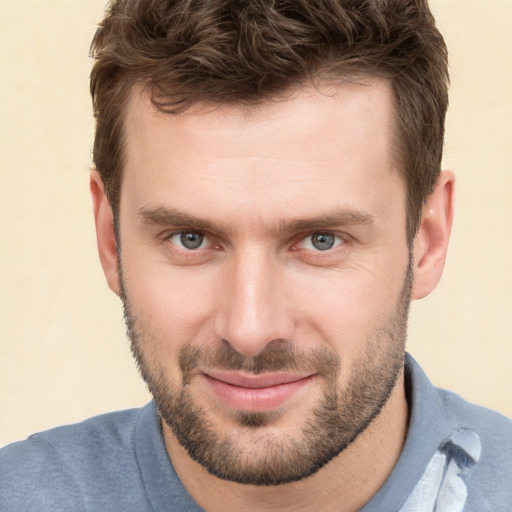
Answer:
(0, 0, 511, 447)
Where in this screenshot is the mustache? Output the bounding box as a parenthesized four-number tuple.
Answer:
(178, 340, 340, 380)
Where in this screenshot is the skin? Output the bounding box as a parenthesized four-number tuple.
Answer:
(91, 78, 454, 511)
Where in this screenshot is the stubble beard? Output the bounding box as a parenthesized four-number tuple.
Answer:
(120, 260, 412, 486)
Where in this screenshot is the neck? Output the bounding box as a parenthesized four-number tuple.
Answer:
(163, 372, 408, 512)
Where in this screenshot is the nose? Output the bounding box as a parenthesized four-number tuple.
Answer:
(213, 248, 295, 356)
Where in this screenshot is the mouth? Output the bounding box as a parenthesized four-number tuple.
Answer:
(201, 370, 316, 412)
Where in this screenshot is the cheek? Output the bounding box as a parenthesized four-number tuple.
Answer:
(121, 252, 220, 351)
(288, 262, 407, 356)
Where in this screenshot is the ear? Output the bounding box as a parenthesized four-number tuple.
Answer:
(90, 170, 121, 295)
(411, 170, 455, 300)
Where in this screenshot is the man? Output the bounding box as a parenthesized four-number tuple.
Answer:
(0, 0, 510, 510)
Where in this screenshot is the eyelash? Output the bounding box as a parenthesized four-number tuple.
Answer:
(169, 231, 206, 248)
(164, 231, 213, 251)
(295, 232, 346, 252)
(162, 230, 348, 254)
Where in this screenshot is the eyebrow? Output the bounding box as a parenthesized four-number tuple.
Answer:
(138, 206, 235, 235)
(277, 210, 375, 234)
(137, 205, 375, 236)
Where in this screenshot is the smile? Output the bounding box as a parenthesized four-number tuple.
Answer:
(201, 371, 316, 412)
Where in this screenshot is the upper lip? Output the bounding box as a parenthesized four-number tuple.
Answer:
(202, 370, 314, 389)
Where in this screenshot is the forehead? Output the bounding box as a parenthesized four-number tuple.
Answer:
(125, 78, 396, 154)
(121, 79, 403, 229)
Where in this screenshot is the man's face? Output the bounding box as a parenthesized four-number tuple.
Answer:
(117, 79, 412, 485)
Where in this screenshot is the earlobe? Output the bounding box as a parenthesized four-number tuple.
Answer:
(90, 170, 121, 296)
(411, 170, 455, 300)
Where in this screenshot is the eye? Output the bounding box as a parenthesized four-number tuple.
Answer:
(298, 232, 344, 251)
(169, 231, 206, 250)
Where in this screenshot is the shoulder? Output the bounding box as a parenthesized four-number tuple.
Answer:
(1, 406, 143, 470)
(436, 388, 512, 510)
(0, 432, 86, 511)
(437, 386, 512, 448)
(0, 406, 146, 512)
(403, 355, 512, 510)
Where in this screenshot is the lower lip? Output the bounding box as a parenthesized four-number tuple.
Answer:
(202, 374, 315, 412)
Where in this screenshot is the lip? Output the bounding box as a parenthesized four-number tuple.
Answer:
(201, 370, 316, 412)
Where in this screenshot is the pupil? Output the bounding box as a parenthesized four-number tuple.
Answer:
(181, 232, 203, 249)
(312, 233, 334, 250)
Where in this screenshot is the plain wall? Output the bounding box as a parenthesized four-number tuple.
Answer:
(0, 0, 511, 447)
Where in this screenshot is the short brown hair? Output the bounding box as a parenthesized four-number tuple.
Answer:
(90, 0, 448, 241)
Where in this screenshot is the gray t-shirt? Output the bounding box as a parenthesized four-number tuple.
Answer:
(1, 355, 511, 511)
